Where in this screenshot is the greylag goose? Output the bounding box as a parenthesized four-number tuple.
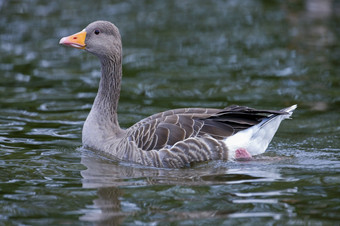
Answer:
(59, 21, 296, 168)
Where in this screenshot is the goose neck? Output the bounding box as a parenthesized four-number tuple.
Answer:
(93, 57, 122, 126)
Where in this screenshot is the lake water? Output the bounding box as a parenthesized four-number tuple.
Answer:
(1, 0, 339, 225)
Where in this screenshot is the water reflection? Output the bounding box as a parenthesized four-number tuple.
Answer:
(79, 186, 125, 225)
(80, 150, 296, 223)
(80, 151, 286, 188)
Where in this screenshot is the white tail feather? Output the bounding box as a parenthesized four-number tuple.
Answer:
(225, 104, 297, 159)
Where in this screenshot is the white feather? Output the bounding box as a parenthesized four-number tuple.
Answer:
(224, 105, 297, 159)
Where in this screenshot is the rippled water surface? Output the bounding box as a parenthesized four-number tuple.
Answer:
(1, 0, 340, 225)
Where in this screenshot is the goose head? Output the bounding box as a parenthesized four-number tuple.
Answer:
(59, 21, 122, 62)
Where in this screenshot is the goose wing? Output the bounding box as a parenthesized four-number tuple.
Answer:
(127, 105, 287, 152)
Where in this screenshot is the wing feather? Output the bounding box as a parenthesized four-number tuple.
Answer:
(126, 106, 287, 152)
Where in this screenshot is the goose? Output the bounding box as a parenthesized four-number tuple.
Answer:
(59, 21, 296, 168)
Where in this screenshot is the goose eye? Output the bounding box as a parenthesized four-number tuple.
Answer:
(94, 29, 100, 35)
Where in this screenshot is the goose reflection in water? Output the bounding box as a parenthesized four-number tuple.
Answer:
(79, 150, 289, 224)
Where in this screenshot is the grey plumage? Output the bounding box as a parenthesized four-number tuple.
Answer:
(60, 21, 296, 168)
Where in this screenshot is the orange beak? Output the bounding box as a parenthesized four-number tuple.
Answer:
(59, 29, 87, 49)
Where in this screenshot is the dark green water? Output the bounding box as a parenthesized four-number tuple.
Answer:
(1, 0, 340, 225)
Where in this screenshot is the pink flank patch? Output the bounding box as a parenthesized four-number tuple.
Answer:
(235, 148, 252, 160)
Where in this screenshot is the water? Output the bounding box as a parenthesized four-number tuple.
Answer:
(1, 0, 339, 225)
